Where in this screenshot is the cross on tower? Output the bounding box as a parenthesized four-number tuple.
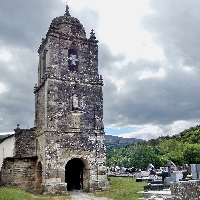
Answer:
(68, 54, 78, 65)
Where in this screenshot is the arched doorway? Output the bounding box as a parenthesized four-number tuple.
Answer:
(65, 158, 84, 191)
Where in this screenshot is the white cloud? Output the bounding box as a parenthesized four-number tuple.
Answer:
(166, 120, 199, 135)
(117, 120, 200, 140)
(118, 124, 164, 140)
(0, 83, 8, 94)
(96, 1, 164, 62)
(0, 50, 11, 62)
(139, 68, 165, 80)
(0, 132, 13, 136)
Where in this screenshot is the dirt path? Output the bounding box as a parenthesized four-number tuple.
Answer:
(68, 190, 111, 200)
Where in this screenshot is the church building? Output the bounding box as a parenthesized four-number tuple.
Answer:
(0, 5, 109, 194)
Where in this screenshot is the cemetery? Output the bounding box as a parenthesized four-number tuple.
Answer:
(108, 163, 200, 199)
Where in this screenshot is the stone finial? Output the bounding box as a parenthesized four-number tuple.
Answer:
(90, 29, 96, 40)
(65, 2, 71, 16)
(17, 124, 20, 129)
(99, 75, 103, 85)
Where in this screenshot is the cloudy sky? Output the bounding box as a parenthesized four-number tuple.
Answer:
(1, 0, 200, 140)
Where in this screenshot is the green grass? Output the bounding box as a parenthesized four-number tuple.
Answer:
(0, 178, 146, 200)
(0, 188, 69, 200)
(93, 177, 146, 200)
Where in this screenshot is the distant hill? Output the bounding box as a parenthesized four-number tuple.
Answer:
(0, 135, 6, 143)
(106, 125, 200, 169)
(105, 135, 144, 151)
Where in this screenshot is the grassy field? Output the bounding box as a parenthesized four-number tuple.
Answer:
(0, 188, 70, 200)
(93, 177, 146, 200)
(0, 177, 146, 200)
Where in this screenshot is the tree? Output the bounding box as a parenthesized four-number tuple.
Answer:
(183, 144, 200, 164)
(107, 145, 163, 169)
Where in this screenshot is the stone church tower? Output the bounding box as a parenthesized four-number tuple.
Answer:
(0, 4, 108, 194)
(33, 5, 109, 193)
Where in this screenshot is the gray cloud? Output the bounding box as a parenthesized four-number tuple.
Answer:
(103, 58, 200, 127)
(141, 0, 200, 67)
(0, 46, 36, 131)
(99, 0, 200, 135)
(0, 0, 64, 49)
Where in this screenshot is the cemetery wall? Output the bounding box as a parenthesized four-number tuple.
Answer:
(170, 180, 200, 200)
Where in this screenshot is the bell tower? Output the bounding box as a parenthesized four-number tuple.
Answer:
(34, 5, 109, 193)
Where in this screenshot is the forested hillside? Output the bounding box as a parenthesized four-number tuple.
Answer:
(105, 135, 144, 151)
(106, 125, 200, 170)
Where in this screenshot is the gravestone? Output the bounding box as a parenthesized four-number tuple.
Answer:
(191, 164, 198, 179)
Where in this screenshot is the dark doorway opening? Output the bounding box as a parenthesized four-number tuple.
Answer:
(65, 158, 84, 191)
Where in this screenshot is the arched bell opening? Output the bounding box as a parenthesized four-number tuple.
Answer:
(65, 158, 86, 191)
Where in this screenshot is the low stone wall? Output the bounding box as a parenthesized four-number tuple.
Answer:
(1, 157, 38, 191)
(170, 180, 200, 200)
(14, 128, 36, 157)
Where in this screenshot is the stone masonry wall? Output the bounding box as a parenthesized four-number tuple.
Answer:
(14, 128, 36, 157)
(170, 180, 200, 200)
(1, 157, 37, 190)
(39, 131, 108, 193)
(45, 79, 103, 133)
(35, 84, 46, 131)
